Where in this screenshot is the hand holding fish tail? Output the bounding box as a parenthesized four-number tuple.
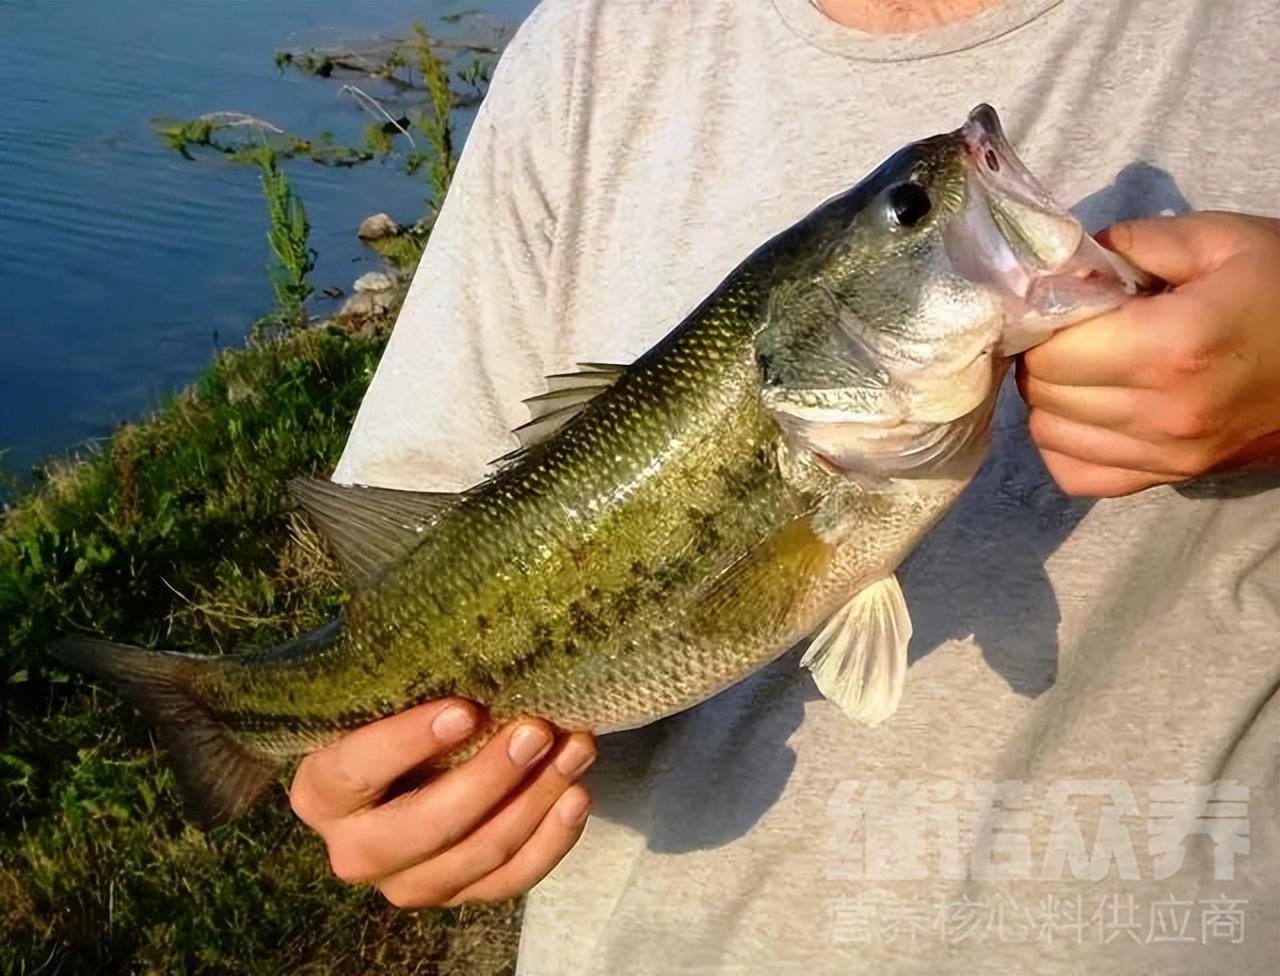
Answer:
(1020, 212, 1280, 496)
(289, 699, 596, 908)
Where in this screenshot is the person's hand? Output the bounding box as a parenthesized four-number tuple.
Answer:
(1018, 211, 1280, 497)
(289, 699, 596, 909)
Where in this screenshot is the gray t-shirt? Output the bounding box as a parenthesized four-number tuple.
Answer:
(334, 1, 1280, 973)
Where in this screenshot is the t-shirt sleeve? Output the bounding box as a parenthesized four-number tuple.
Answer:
(332, 3, 574, 493)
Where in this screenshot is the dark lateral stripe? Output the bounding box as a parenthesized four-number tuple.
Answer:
(205, 706, 384, 736)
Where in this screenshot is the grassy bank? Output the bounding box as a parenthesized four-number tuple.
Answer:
(0, 326, 520, 973)
(0, 20, 525, 972)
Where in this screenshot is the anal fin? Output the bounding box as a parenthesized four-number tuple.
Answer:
(801, 574, 912, 725)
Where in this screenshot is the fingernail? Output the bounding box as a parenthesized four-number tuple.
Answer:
(508, 723, 552, 768)
(554, 739, 596, 778)
(432, 704, 475, 743)
(558, 788, 590, 827)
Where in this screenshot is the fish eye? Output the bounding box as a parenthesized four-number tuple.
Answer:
(886, 183, 931, 228)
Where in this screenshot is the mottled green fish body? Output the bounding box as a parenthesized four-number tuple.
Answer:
(204, 268, 956, 757)
(53, 106, 1154, 825)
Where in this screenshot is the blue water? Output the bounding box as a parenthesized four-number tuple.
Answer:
(0, 0, 535, 483)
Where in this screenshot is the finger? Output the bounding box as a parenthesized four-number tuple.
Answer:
(1025, 281, 1226, 391)
(326, 719, 557, 883)
(1019, 374, 1153, 437)
(444, 785, 592, 905)
(1039, 449, 1177, 498)
(1022, 299, 1163, 388)
(290, 699, 479, 825)
(376, 734, 596, 909)
(1098, 213, 1253, 286)
(1028, 409, 1215, 478)
(1021, 363, 1238, 448)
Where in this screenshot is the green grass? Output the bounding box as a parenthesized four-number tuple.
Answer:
(0, 326, 520, 974)
(0, 18, 522, 971)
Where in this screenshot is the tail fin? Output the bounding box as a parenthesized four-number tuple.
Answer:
(50, 637, 276, 828)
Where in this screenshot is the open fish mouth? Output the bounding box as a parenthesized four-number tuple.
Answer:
(957, 104, 1164, 354)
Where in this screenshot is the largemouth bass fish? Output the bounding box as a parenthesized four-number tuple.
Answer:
(53, 106, 1156, 826)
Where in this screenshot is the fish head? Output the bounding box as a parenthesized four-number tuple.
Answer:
(757, 104, 1159, 475)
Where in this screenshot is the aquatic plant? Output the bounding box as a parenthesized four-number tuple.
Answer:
(273, 11, 510, 104)
(151, 21, 495, 291)
(405, 24, 459, 220)
(153, 112, 374, 167)
(252, 147, 316, 330)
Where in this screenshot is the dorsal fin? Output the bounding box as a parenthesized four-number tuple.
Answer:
(541, 365, 622, 395)
(288, 479, 457, 585)
(491, 363, 627, 466)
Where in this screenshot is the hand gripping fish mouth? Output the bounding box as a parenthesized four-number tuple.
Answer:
(760, 104, 1163, 476)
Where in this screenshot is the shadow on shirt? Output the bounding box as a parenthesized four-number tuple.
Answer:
(587, 162, 1196, 853)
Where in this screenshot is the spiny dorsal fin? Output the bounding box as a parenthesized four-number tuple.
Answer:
(539, 365, 622, 396)
(492, 363, 627, 466)
(288, 479, 457, 585)
(801, 574, 912, 726)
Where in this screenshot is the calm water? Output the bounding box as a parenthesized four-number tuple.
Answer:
(0, 0, 535, 483)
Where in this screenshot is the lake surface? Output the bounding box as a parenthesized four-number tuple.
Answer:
(0, 0, 536, 484)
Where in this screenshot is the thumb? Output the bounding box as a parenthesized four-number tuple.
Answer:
(292, 699, 480, 821)
(1097, 212, 1245, 287)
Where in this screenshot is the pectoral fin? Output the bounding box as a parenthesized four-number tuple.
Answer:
(690, 514, 834, 642)
(801, 574, 912, 725)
